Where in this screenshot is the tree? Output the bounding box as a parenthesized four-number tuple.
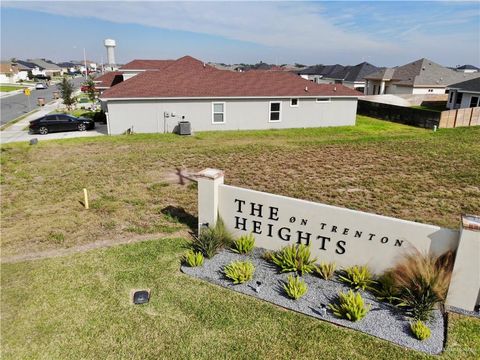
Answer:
(83, 76, 97, 104)
(27, 70, 33, 80)
(57, 77, 77, 110)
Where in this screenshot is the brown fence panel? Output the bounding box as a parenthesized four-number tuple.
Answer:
(470, 107, 480, 126)
(439, 110, 457, 128)
(457, 108, 471, 127)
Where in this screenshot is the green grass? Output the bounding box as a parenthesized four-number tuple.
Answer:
(0, 85, 25, 92)
(411, 105, 446, 112)
(2, 239, 479, 359)
(1, 116, 479, 258)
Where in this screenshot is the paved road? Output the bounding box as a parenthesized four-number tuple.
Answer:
(0, 77, 85, 125)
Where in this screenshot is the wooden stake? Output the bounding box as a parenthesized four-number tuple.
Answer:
(83, 188, 89, 209)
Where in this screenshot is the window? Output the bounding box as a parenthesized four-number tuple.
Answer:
(290, 98, 299, 107)
(470, 96, 479, 108)
(455, 92, 463, 105)
(316, 98, 331, 103)
(269, 101, 281, 122)
(449, 92, 454, 103)
(212, 102, 225, 124)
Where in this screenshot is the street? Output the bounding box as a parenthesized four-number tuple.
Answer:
(0, 76, 85, 125)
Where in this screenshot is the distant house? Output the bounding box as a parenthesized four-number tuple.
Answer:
(455, 65, 479, 73)
(0, 62, 17, 84)
(446, 78, 480, 109)
(298, 62, 379, 92)
(0, 61, 30, 83)
(16, 60, 46, 77)
(28, 59, 63, 77)
(100, 56, 360, 135)
(57, 62, 78, 74)
(364, 58, 480, 95)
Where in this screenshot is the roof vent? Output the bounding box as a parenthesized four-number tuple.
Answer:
(333, 86, 337, 92)
(203, 63, 206, 68)
(305, 86, 308, 92)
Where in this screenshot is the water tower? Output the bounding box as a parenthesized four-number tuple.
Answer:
(104, 39, 116, 68)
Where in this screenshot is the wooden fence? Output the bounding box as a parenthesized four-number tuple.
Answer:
(358, 100, 480, 129)
(438, 107, 480, 128)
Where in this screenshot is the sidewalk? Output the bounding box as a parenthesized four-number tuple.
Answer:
(0, 99, 107, 144)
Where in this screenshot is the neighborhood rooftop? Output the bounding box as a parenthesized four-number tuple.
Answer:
(101, 55, 360, 99)
(447, 77, 480, 93)
(365, 58, 480, 87)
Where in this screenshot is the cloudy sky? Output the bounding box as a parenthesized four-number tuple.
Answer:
(1, 1, 479, 67)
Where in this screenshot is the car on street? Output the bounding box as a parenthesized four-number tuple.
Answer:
(29, 114, 95, 135)
(35, 83, 48, 89)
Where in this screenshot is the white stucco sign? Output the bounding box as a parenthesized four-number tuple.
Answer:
(218, 184, 458, 273)
(196, 169, 479, 311)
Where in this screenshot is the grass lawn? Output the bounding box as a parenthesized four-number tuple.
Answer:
(1, 115, 479, 358)
(1, 116, 479, 259)
(2, 238, 479, 359)
(0, 85, 25, 92)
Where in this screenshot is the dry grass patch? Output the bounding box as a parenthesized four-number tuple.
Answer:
(1, 116, 479, 258)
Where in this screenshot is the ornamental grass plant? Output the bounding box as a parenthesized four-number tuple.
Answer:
(270, 244, 317, 275)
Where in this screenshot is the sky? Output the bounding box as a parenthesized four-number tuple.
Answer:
(1, 1, 479, 67)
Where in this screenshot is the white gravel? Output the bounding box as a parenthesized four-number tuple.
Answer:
(181, 247, 445, 355)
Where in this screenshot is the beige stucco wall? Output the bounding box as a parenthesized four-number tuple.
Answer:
(104, 97, 357, 135)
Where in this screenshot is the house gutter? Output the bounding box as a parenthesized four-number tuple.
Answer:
(100, 95, 360, 101)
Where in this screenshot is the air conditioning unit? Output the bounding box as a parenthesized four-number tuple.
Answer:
(178, 121, 191, 135)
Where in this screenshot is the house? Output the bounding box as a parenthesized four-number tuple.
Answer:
(455, 65, 479, 73)
(364, 58, 480, 95)
(298, 62, 379, 92)
(446, 78, 480, 109)
(99, 56, 360, 135)
(28, 59, 63, 77)
(16, 60, 46, 77)
(0, 62, 17, 84)
(0, 61, 30, 83)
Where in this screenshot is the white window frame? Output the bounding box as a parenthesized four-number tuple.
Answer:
(316, 97, 331, 103)
(211, 102, 226, 124)
(269, 101, 282, 122)
(290, 98, 299, 107)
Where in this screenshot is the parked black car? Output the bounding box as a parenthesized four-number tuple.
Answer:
(29, 114, 95, 135)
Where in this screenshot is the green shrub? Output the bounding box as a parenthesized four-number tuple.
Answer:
(271, 244, 317, 275)
(192, 218, 233, 258)
(410, 320, 431, 340)
(391, 250, 454, 321)
(231, 233, 255, 254)
(314, 262, 336, 280)
(224, 261, 255, 284)
(183, 250, 204, 267)
(338, 265, 375, 291)
(283, 275, 308, 300)
(373, 272, 401, 304)
(329, 290, 371, 322)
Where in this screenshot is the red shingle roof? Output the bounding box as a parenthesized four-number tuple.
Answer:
(120, 59, 175, 70)
(102, 56, 361, 99)
(94, 71, 122, 89)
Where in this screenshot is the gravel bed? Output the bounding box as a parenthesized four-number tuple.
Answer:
(446, 305, 480, 318)
(181, 248, 445, 355)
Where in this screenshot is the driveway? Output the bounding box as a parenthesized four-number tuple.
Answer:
(0, 100, 107, 144)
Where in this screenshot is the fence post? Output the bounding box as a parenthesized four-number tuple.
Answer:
(196, 168, 224, 235)
(445, 214, 480, 312)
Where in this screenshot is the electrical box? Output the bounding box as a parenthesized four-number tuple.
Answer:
(178, 121, 191, 135)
